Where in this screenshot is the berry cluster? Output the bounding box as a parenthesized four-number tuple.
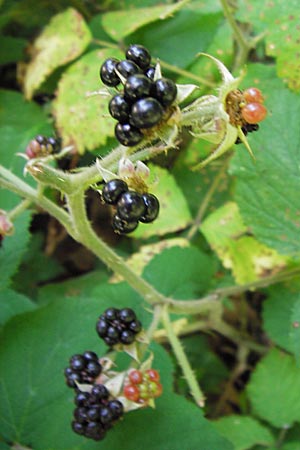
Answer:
(64, 351, 102, 388)
(25, 135, 60, 159)
(96, 307, 142, 347)
(123, 369, 163, 405)
(100, 44, 177, 146)
(102, 178, 160, 234)
(72, 384, 124, 441)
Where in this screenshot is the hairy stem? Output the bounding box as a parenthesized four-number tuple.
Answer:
(0, 168, 73, 234)
(66, 189, 165, 305)
(162, 306, 206, 407)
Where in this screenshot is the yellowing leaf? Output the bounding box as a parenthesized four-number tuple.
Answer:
(24, 8, 92, 99)
(132, 165, 192, 238)
(110, 238, 189, 283)
(53, 48, 123, 153)
(201, 202, 288, 284)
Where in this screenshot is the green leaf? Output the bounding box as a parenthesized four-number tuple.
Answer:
(53, 48, 123, 153)
(132, 165, 192, 238)
(0, 288, 36, 327)
(263, 286, 300, 355)
(247, 349, 300, 428)
(201, 202, 287, 284)
(129, 7, 224, 69)
(0, 285, 232, 450)
(173, 142, 230, 217)
(230, 64, 300, 256)
(101, 0, 189, 41)
(0, 212, 31, 291)
(237, 0, 300, 92)
(0, 89, 52, 209)
(143, 246, 216, 299)
(23, 8, 92, 99)
(213, 415, 275, 450)
(0, 35, 26, 65)
(12, 233, 65, 299)
(280, 444, 300, 450)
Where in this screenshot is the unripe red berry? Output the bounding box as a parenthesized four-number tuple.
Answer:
(241, 102, 267, 124)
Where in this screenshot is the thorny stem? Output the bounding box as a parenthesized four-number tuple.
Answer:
(162, 306, 206, 407)
(0, 168, 73, 234)
(66, 189, 166, 306)
(187, 158, 229, 240)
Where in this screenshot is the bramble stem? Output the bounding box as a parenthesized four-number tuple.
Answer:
(66, 189, 165, 305)
(0, 168, 73, 234)
(162, 306, 206, 407)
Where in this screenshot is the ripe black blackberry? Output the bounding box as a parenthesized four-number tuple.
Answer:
(102, 179, 128, 205)
(64, 351, 102, 388)
(126, 44, 151, 70)
(96, 307, 142, 346)
(100, 58, 120, 87)
(71, 384, 124, 441)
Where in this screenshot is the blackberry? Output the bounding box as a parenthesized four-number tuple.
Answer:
(109, 94, 131, 123)
(124, 74, 152, 102)
(64, 351, 102, 388)
(117, 191, 146, 221)
(115, 122, 144, 147)
(130, 97, 163, 129)
(126, 44, 151, 70)
(151, 77, 177, 107)
(96, 307, 142, 346)
(100, 58, 120, 87)
(116, 60, 140, 79)
(102, 179, 128, 205)
(112, 214, 139, 235)
(139, 193, 160, 223)
(71, 383, 124, 441)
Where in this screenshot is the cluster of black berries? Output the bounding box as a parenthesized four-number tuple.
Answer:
(235, 123, 259, 144)
(65, 352, 124, 441)
(102, 178, 160, 234)
(96, 307, 142, 347)
(25, 135, 60, 159)
(72, 385, 124, 441)
(64, 351, 102, 388)
(100, 44, 177, 146)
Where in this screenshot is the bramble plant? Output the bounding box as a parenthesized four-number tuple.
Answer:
(1, 1, 300, 449)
